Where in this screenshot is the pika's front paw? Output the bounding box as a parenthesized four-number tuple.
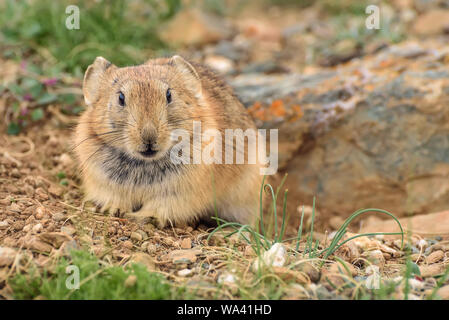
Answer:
(123, 211, 159, 226)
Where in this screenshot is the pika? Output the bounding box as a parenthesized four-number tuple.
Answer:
(74, 55, 265, 227)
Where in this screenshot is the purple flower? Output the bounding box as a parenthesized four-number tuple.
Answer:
(20, 107, 28, 116)
(42, 78, 58, 86)
(20, 61, 27, 70)
(23, 93, 33, 101)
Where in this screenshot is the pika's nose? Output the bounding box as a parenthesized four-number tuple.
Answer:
(140, 142, 157, 157)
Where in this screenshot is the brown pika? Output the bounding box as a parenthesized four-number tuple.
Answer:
(74, 55, 265, 227)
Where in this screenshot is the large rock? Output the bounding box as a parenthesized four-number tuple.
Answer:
(230, 40, 449, 219)
(413, 10, 449, 36)
(160, 8, 233, 47)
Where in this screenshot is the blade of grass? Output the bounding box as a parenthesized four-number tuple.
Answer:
(278, 189, 288, 242)
(295, 205, 305, 252)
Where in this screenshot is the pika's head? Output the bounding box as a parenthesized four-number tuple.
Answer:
(83, 55, 202, 161)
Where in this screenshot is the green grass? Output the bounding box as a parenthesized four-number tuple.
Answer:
(209, 175, 404, 260)
(0, 0, 181, 75)
(9, 250, 186, 300)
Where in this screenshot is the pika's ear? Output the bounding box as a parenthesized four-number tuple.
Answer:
(169, 55, 202, 98)
(83, 56, 115, 106)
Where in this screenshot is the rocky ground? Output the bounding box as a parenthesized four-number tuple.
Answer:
(1, 0, 449, 299)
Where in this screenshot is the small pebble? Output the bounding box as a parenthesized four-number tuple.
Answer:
(147, 244, 157, 254)
(130, 232, 143, 242)
(32, 223, 43, 234)
(61, 226, 76, 236)
(426, 250, 444, 264)
(218, 273, 236, 285)
(180, 238, 192, 249)
(435, 285, 449, 300)
(136, 229, 148, 240)
(52, 212, 65, 222)
(13, 221, 25, 231)
(177, 268, 193, 277)
(123, 240, 134, 249)
(0, 220, 9, 230)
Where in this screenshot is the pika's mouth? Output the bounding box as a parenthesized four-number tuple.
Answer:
(138, 143, 158, 158)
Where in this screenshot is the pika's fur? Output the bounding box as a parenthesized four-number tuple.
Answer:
(74, 55, 264, 227)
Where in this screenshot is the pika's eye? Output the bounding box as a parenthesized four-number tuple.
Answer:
(118, 92, 125, 107)
(166, 88, 172, 104)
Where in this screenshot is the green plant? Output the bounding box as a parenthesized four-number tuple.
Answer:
(0, 0, 181, 74)
(9, 250, 184, 300)
(208, 176, 404, 266)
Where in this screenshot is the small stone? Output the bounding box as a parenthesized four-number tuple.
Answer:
(52, 212, 65, 222)
(13, 220, 24, 231)
(60, 240, 79, 254)
(20, 236, 53, 253)
(141, 241, 149, 250)
(48, 185, 64, 197)
(142, 224, 155, 234)
(354, 237, 378, 251)
(0, 220, 9, 230)
(379, 244, 400, 258)
(123, 240, 133, 249)
(35, 206, 46, 219)
(217, 272, 236, 285)
(435, 285, 449, 300)
(420, 264, 446, 277)
(169, 249, 199, 264)
(61, 226, 76, 236)
(0, 247, 17, 266)
(3, 237, 16, 247)
(130, 252, 156, 271)
(59, 153, 73, 167)
(23, 224, 31, 232)
(11, 168, 21, 178)
(298, 262, 321, 283)
(135, 229, 148, 240)
(147, 244, 157, 254)
(323, 261, 357, 287)
(411, 253, 423, 262)
(130, 232, 143, 242)
(362, 249, 385, 268)
(273, 267, 308, 284)
(418, 239, 428, 249)
(38, 232, 72, 248)
(180, 238, 192, 249)
(252, 243, 287, 272)
(177, 268, 193, 277)
(32, 223, 43, 234)
(124, 275, 137, 287)
(35, 188, 49, 201)
(9, 202, 21, 213)
(426, 250, 444, 264)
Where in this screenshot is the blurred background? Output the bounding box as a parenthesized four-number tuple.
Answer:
(1, 0, 449, 232)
